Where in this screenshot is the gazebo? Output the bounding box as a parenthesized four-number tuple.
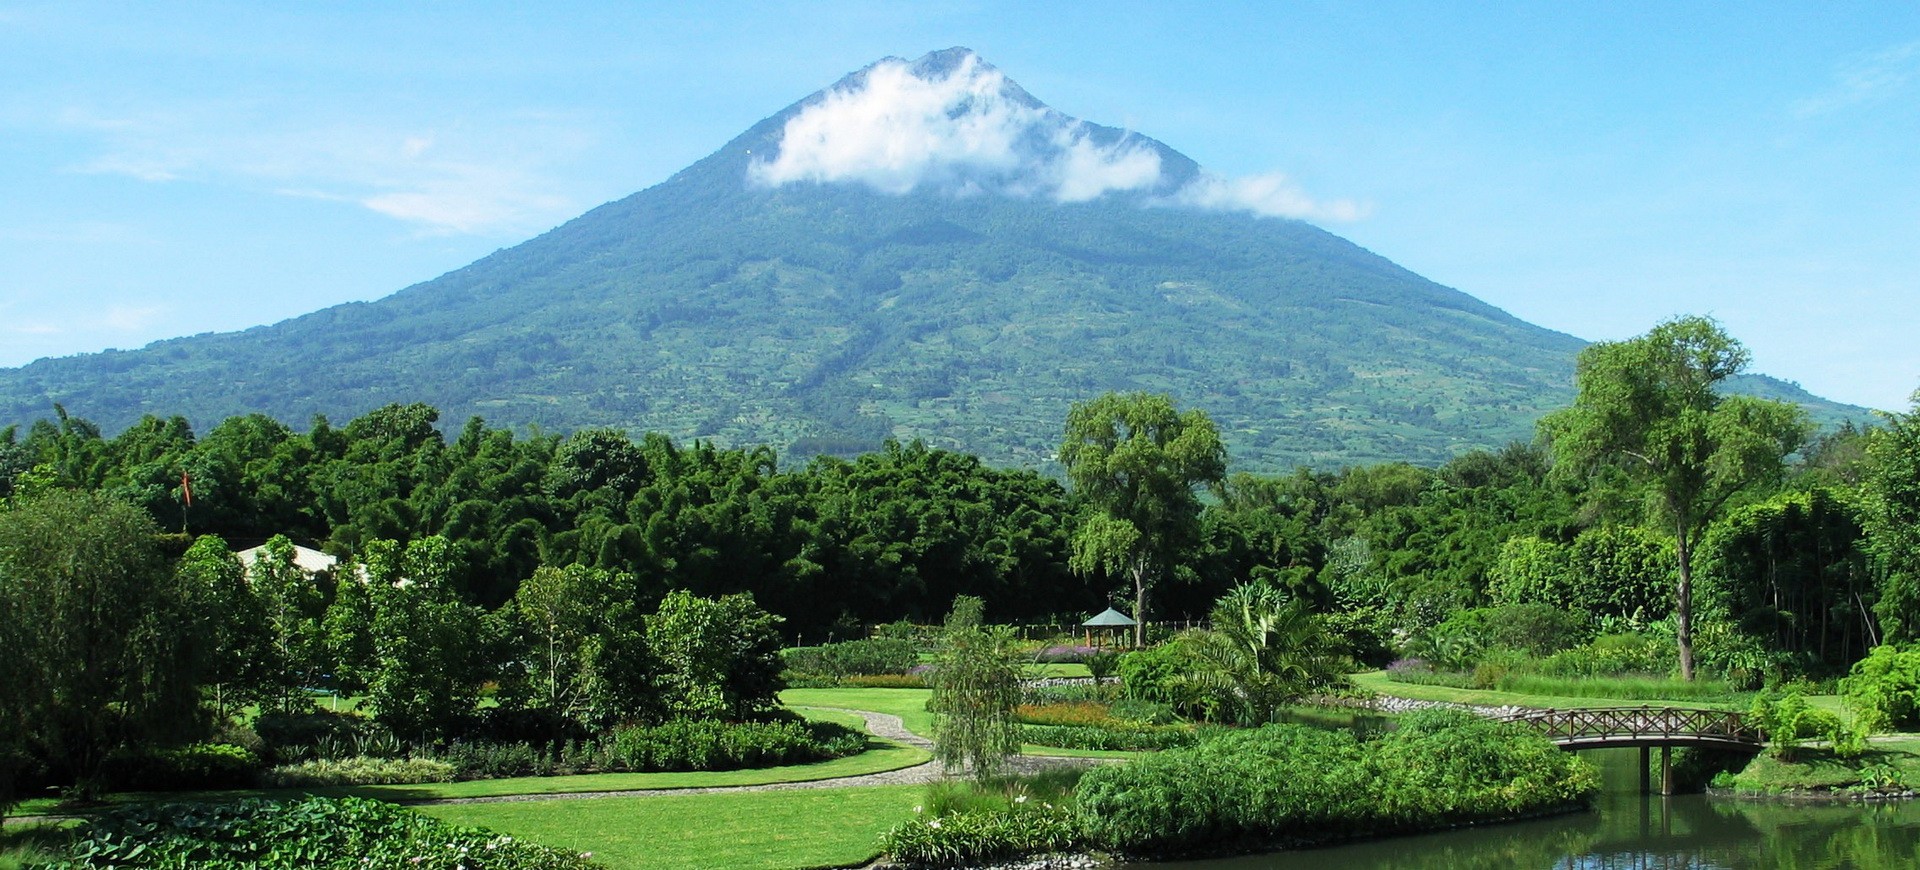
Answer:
(1082, 607, 1137, 649)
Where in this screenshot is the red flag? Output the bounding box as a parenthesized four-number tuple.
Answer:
(181, 470, 193, 507)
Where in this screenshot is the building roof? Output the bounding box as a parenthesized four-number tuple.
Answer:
(234, 542, 338, 575)
(1082, 607, 1137, 627)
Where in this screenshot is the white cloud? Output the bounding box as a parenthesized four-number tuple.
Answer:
(1793, 40, 1920, 117)
(55, 104, 587, 236)
(749, 51, 1362, 224)
(1169, 171, 1371, 222)
(104, 304, 165, 331)
(363, 182, 570, 236)
(748, 54, 1164, 202)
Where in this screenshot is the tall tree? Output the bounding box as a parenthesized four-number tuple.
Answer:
(1861, 389, 1920, 643)
(1541, 316, 1809, 679)
(249, 535, 327, 712)
(0, 490, 200, 801)
(1061, 392, 1226, 645)
(363, 537, 489, 741)
(175, 535, 272, 719)
(646, 590, 785, 721)
(512, 563, 653, 726)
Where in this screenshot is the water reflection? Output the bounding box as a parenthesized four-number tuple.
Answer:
(1141, 749, 1920, 869)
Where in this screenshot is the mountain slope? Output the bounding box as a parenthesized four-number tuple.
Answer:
(0, 49, 1864, 470)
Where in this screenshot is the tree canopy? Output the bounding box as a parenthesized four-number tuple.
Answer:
(1062, 392, 1226, 645)
(1541, 316, 1809, 679)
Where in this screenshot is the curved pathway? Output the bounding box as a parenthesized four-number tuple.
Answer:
(413, 707, 1097, 807)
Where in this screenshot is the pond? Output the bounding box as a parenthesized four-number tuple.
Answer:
(1143, 747, 1920, 868)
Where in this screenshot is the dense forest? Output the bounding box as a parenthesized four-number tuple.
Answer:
(5, 312, 1920, 823)
(2, 378, 1912, 675)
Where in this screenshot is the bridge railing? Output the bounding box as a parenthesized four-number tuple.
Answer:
(1497, 705, 1760, 746)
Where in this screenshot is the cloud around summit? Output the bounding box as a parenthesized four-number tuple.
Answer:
(747, 52, 1365, 223)
(746, 54, 1163, 202)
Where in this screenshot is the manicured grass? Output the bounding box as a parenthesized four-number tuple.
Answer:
(786, 705, 869, 730)
(1729, 735, 1920, 794)
(7, 736, 928, 818)
(779, 687, 935, 739)
(1027, 663, 1093, 679)
(1353, 670, 1752, 711)
(10, 701, 916, 818)
(420, 784, 922, 870)
(1019, 743, 1140, 759)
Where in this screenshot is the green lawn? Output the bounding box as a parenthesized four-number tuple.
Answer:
(1019, 744, 1140, 759)
(1729, 735, 1920, 793)
(1026, 663, 1093, 679)
(420, 784, 922, 870)
(10, 741, 927, 816)
(7, 706, 926, 818)
(779, 687, 935, 739)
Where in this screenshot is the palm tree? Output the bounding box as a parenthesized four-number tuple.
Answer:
(1176, 583, 1348, 725)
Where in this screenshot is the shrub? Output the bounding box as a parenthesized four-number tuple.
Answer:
(1019, 683, 1105, 705)
(880, 805, 1078, 867)
(1840, 644, 1920, 730)
(1382, 659, 1478, 689)
(604, 719, 863, 772)
(33, 796, 597, 869)
(1074, 712, 1597, 855)
(879, 772, 1082, 867)
(252, 709, 367, 763)
(1493, 673, 1738, 702)
(1417, 605, 1592, 670)
(1533, 633, 1674, 679)
(1470, 648, 1530, 689)
(1013, 702, 1119, 729)
(1019, 725, 1199, 752)
(1107, 699, 1177, 726)
(1084, 651, 1122, 683)
(101, 742, 261, 791)
(780, 638, 920, 678)
(440, 741, 554, 780)
(1116, 639, 1213, 717)
(1032, 644, 1095, 664)
(873, 619, 937, 651)
(261, 756, 457, 787)
(841, 673, 928, 689)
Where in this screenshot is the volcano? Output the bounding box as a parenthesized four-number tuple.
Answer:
(0, 48, 1857, 469)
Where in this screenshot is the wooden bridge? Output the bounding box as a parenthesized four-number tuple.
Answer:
(1498, 706, 1762, 795)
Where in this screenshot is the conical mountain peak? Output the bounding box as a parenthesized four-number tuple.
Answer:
(741, 47, 1197, 201)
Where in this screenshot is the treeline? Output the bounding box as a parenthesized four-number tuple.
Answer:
(0, 403, 1085, 636)
(2, 386, 1916, 682)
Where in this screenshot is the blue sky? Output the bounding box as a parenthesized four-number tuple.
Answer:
(2, 2, 1916, 411)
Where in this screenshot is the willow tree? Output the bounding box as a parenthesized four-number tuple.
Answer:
(1061, 392, 1226, 646)
(0, 490, 200, 802)
(927, 595, 1022, 779)
(1541, 316, 1808, 680)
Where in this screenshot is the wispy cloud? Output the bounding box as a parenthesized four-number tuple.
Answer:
(1168, 171, 1371, 223)
(1793, 40, 1920, 117)
(749, 50, 1363, 223)
(104, 304, 165, 331)
(55, 104, 589, 236)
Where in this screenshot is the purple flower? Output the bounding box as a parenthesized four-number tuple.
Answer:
(1386, 657, 1431, 674)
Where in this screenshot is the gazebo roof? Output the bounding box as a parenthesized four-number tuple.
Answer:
(1082, 607, 1137, 627)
